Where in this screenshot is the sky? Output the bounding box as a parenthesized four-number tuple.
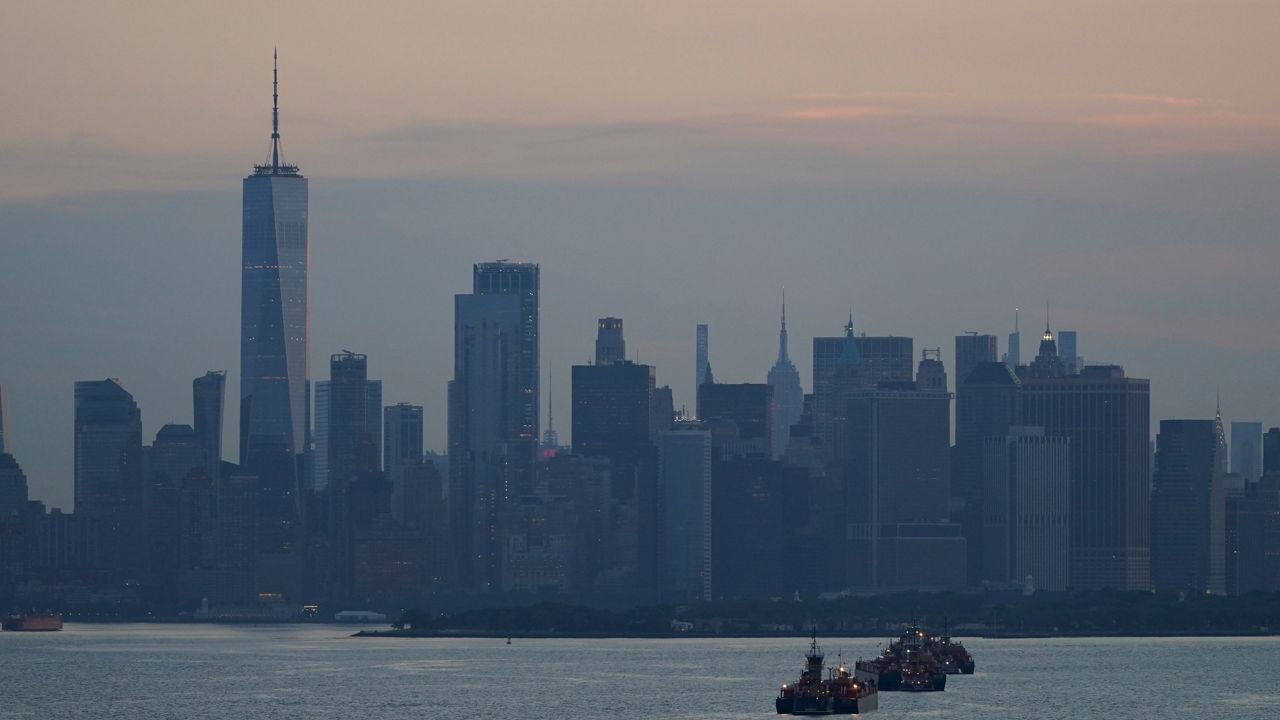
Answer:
(2, 1, 1279, 509)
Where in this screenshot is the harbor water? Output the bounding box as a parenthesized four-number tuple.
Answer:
(3, 624, 1278, 719)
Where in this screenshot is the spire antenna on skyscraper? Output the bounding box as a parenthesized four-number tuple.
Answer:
(271, 49, 281, 171)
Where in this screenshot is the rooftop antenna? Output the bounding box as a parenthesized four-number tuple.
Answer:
(271, 49, 280, 171)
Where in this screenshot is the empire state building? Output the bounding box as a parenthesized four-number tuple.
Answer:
(239, 53, 308, 564)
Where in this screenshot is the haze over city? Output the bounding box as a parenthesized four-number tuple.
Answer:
(3, 0, 1278, 513)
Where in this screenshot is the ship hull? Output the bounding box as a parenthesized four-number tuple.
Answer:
(855, 665, 900, 692)
(1, 614, 63, 632)
(776, 693, 878, 715)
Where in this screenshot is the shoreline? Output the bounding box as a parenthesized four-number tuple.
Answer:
(350, 628, 1280, 640)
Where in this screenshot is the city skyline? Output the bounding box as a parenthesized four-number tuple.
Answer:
(5, 5, 1280, 509)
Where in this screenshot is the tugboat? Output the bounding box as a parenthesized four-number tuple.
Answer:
(897, 647, 947, 692)
(776, 631, 878, 715)
(1, 612, 63, 631)
(854, 650, 902, 691)
(933, 635, 975, 675)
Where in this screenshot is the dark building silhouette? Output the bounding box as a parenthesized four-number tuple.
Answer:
(383, 403, 424, 483)
(0, 383, 9, 454)
(1227, 473, 1280, 593)
(0, 452, 27, 519)
(649, 385, 675, 442)
(449, 290, 522, 591)
(594, 317, 625, 365)
(658, 421, 712, 601)
(1021, 351, 1151, 591)
(1151, 419, 1226, 594)
(192, 371, 225, 484)
(74, 379, 143, 582)
(839, 355, 964, 590)
(954, 361, 1022, 585)
(143, 424, 203, 606)
(473, 261, 539, 481)
(812, 320, 912, 450)
(698, 382, 775, 459)
(768, 298, 804, 460)
(1264, 427, 1280, 476)
(954, 333, 998, 388)
(695, 324, 709, 416)
(981, 427, 1070, 592)
(572, 357, 660, 596)
(239, 57, 308, 601)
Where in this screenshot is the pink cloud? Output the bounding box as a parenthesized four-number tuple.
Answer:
(778, 105, 902, 121)
(1093, 93, 1202, 107)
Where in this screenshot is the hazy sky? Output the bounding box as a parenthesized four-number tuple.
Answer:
(3, 1, 1279, 508)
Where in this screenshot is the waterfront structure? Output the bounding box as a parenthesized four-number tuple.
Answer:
(74, 379, 143, 579)
(595, 317, 625, 365)
(1020, 346, 1151, 591)
(659, 422, 712, 601)
(982, 427, 1070, 592)
(954, 333, 997, 388)
(192, 371, 225, 483)
(767, 297, 804, 459)
(1231, 421, 1263, 484)
(472, 261, 539, 478)
(448, 291, 522, 591)
(1151, 419, 1226, 595)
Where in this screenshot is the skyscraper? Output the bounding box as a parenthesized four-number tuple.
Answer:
(695, 324, 709, 416)
(767, 296, 803, 460)
(1058, 330, 1080, 375)
(572, 361, 655, 457)
(74, 379, 143, 579)
(0, 383, 8, 454)
(954, 333, 997, 389)
(982, 427, 1070, 592)
(192, 371, 225, 483)
(1265, 428, 1280, 476)
(1231, 421, 1263, 484)
(472, 261, 539, 476)
(659, 422, 712, 602)
(1022, 361, 1151, 590)
(384, 403, 425, 482)
(1152, 419, 1226, 595)
(311, 380, 330, 491)
(327, 352, 377, 493)
(812, 316, 913, 451)
(1004, 309, 1021, 369)
(238, 55, 308, 579)
(595, 317, 625, 365)
(449, 291, 522, 591)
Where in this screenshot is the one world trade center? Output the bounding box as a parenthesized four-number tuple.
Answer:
(240, 52, 308, 584)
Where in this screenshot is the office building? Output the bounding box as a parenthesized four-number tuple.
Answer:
(448, 291, 523, 591)
(812, 318, 912, 450)
(767, 298, 804, 459)
(572, 361, 654, 457)
(1058, 330, 1080, 375)
(0, 452, 28, 519)
(982, 427, 1070, 592)
(954, 361, 1022, 584)
(472, 261, 539, 476)
(699, 382, 774, 459)
(839, 354, 964, 590)
(1152, 419, 1226, 595)
(595, 317, 625, 365)
(384, 403, 425, 482)
(1021, 353, 1151, 591)
(1265, 428, 1280, 475)
(312, 381, 330, 492)
(695, 324, 709, 416)
(954, 333, 997, 388)
(192, 371, 225, 483)
(659, 422, 712, 601)
(1004, 309, 1021, 369)
(1231, 422, 1263, 484)
(238, 57, 308, 593)
(74, 379, 144, 579)
(0, 383, 9, 454)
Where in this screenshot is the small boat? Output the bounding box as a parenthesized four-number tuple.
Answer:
(776, 631, 878, 715)
(2, 612, 63, 632)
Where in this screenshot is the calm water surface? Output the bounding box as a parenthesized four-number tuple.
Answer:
(3, 624, 1278, 719)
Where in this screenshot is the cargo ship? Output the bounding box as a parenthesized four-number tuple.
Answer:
(933, 635, 975, 675)
(854, 651, 902, 691)
(776, 631, 878, 715)
(2, 613, 63, 631)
